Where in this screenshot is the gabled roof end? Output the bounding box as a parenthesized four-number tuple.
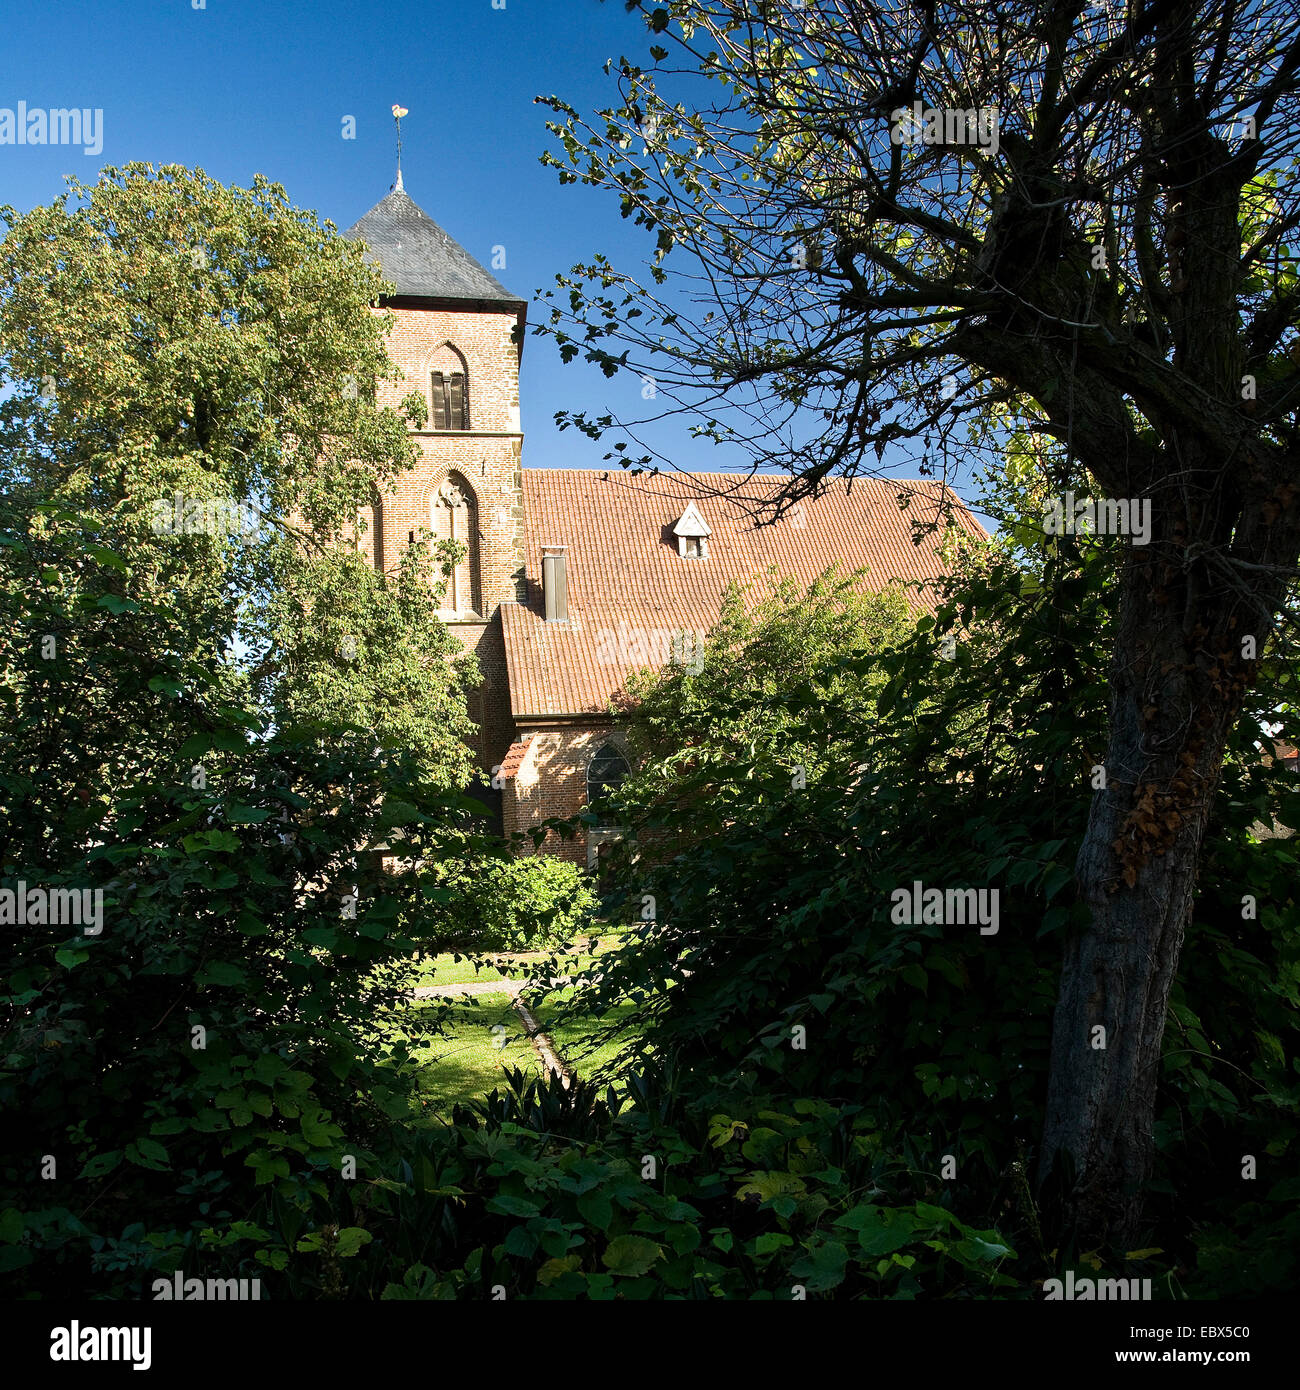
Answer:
(672, 500, 711, 537)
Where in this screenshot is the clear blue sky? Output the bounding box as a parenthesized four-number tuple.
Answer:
(0, 0, 993, 524)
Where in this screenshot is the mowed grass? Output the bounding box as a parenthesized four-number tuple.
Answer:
(403, 993, 544, 1120)
(530, 990, 646, 1079)
(386, 928, 646, 1117)
(409, 953, 509, 987)
(409, 931, 629, 990)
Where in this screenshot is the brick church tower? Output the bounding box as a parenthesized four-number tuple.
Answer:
(343, 177, 987, 866)
(344, 176, 527, 784)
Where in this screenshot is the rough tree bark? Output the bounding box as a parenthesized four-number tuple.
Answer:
(927, 86, 1300, 1245)
(1010, 126, 1300, 1241)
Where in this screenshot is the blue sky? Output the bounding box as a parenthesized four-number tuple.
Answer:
(0, 0, 659, 472)
(0, 0, 994, 525)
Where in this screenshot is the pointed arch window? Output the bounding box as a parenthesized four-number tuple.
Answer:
(357, 495, 383, 572)
(431, 475, 480, 616)
(587, 743, 630, 825)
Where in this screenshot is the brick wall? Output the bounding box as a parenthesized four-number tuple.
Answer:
(364, 300, 525, 776)
(504, 724, 632, 865)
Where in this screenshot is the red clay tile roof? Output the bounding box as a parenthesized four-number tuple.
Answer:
(502, 470, 986, 719)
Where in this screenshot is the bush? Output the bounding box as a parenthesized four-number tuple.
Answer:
(559, 534, 1300, 1290)
(428, 854, 598, 953)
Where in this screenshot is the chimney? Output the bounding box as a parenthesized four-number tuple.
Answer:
(542, 545, 568, 622)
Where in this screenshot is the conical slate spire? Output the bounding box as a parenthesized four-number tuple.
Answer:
(344, 186, 523, 305)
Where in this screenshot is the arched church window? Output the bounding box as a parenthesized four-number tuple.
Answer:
(587, 743, 630, 825)
(431, 475, 480, 616)
(428, 343, 470, 431)
(357, 495, 383, 572)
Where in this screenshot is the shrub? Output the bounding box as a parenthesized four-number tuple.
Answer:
(427, 854, 598, 953)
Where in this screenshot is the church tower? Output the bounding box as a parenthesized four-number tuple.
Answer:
(344, 176, 527, 775)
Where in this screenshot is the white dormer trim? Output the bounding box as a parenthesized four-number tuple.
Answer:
(673, 501, 711, 558)
(673, 501, 711, 537)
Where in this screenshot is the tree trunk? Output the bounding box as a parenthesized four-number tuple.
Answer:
(1040, 584, 1222, 1243)
(1037, 469, 1298, 1245)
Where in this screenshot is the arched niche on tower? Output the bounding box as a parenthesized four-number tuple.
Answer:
(429, 472, 481, 617)
(356, 489, 384, 573)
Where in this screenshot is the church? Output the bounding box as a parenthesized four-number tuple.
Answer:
(343, 180, 984, 865)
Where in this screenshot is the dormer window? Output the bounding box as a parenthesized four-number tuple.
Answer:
(673, 500, 711, 558)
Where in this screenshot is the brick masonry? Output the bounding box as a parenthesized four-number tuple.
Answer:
(363, 295, 982, 869)
(501, 726, 630, 866)
(367, 298, 525, 775)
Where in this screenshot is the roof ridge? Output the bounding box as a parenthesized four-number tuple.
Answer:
(523, 468, 952, 486)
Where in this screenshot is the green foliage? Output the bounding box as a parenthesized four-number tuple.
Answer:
(621, 564, 911, 782)
(2, 157, 1294, 1302)
(0, 649, 487, 1293)
(425, 854, 599, 953)
(1, 1062, 1021, 1300)
(562, 530, 1300, 1290)
(0, 162, 481, 791)
(258, 535, 482, 789)
(0, 167, 493, 1297)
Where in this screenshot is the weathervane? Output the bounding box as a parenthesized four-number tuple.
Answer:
(391, 104, 408, 190)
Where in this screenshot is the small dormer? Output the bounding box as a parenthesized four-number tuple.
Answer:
(673, 501, 711, 559)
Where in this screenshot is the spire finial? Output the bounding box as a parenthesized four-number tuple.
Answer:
(391, 105, 409, 191)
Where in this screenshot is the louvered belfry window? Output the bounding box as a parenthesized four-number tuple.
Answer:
(431, 371, 469, 430)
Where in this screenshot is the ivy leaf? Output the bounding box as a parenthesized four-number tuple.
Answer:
(790, 1239, 849, 1291)
(503, 1224, 539, 1257)
(537, 1254, 582, 1285)
(197, 961, 247, 988)
(125, 1137, 170, 1170)
(577, 1190, 612, 1228)
(488, 1194, 542, 1219)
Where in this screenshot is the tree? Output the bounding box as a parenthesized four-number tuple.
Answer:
(0, 166, 495, 1291)
(257, 535, 482, 790)
(622, 564, 910, 750)
(0, 163, 481, 793)
(612, 564, 911, 837)
(0, 487, 493, 1294)
(538, 1, 1300, 1243)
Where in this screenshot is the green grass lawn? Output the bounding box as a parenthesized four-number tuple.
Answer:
(530, 990, 646, 1080)
(409, 953, 509, 987)
(408, 931, 629, 990)
(403, 992, 545, 1120)
(380, 928, 646, 1118)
